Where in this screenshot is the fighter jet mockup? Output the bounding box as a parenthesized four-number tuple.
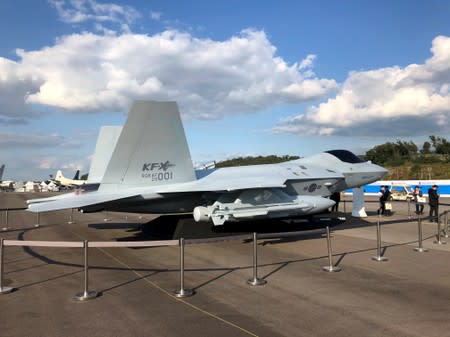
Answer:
(27, 101, 387, 225)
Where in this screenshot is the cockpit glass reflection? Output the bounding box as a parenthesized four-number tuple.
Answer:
(325, 150, 364, 164)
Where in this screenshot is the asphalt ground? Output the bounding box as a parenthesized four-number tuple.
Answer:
(1, 192, 450, 337)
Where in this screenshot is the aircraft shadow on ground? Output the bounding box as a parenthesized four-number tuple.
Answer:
(88, 222, 142, 231)
(107, 214, 350, 244)
(84, 210, 421, 244)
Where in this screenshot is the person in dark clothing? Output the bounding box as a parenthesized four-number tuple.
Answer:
(377, 186, 387, 215)
(330, 191, 341, 212)
(383, 185, 392, 215)
(412, 186, 425, 214)
(428, 185, 439, 222)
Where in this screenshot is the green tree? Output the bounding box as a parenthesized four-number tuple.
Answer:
(216, 155, 300, 168)
(429, 135, 450, 155)
(421, 141, 431, 154)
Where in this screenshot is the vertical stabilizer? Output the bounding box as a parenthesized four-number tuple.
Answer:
(55, 170, 63, 182)
(73, 170, 80, 180)
(0, 164, 4, 181)
(87, 126, 122, 183)
(100, 101, 196, 191)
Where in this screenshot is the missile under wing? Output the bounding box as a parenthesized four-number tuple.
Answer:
(27, 101, 387, 225)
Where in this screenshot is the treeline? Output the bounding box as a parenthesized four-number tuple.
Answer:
(216, 155, 300, 168)
(364, 135, 450, 166)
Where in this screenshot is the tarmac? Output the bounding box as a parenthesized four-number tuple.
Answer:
(1, 192, 450, 337)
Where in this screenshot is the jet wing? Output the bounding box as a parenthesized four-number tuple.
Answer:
(28, 164, 345, 213)
(27, 190, 156, 213)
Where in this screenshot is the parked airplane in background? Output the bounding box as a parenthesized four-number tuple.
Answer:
(0, 164, 4, 181)
(0, 165, 16, 190)
(28, 101, 387, 225)
(54, 170, 86, 187)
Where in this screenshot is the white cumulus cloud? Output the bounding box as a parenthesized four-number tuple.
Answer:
(0, 58, 43, 122)
(274, 35, 450, 136)
(0, 29, 337, 120)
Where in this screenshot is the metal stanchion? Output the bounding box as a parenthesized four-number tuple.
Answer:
(2, 209, 10, 231)
(343, 200, 347, 220)
(67, 208, 74, 224)
(74, 240, 98, 301)
(103, 211, 109, 222)
(414, 214, 428, 252)
(174, 238, 194, 297)
(434, 214, 447, 245)
(444, 212, 449, 238)
(0, 239, 14, 294)
(372, 216, 388, 262)
(34, 212, 40, 228)
(407, 199, 411, 220)
(247, 232, 267, 286)
(322, 226, 341, 272)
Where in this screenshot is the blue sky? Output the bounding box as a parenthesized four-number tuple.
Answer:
(0, 0, 449, 180)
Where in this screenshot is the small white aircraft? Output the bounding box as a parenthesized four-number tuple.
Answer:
(53, 170, 86, 187)
(28, 101, 388, 225)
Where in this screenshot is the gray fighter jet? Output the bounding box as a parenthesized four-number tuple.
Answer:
(27, 101, 387, 225)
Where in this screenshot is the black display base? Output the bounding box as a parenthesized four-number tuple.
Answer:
(140, 214, 343, 240)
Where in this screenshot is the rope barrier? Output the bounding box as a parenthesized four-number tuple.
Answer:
(4, 240, 84, 248)
(88, 240, 178, 248)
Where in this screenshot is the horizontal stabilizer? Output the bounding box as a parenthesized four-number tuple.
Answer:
(27, 190, 152, 213)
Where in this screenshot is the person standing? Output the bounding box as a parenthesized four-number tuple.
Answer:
(428, 185, 439, 222)
(330, 191, 341, 212)
(377, 186, 386, 215)
(383, 185, 392, 215)
(412, 186, 425, 214)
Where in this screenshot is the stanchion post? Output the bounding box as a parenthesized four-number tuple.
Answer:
(67, 208, 74, 224)
(407, 199, 411, 220)
(322, 226, 341, 272)
(372, 215, 388, 262)
(174, 238, 194, 297)
(74, 240, 97, 301)
(444, 212, 449, 238)
(2, 209, 10, 231)
(247, 232, 267, 286)
(0, 238, 14, 294)
(103, 211, 109, 222)
(434, 214, 447, 245)
(34, 212, 40, 228)
(343, 199, 347, 220)
(414, 213, 428, 252)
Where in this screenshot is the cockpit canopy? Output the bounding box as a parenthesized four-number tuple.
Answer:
(325, 150, 365, 164)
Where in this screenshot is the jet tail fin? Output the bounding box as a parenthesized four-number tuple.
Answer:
(73, 170, 80, 180)
(87, 126, 122, 183)
(99, 101, 196, 191)
(55, 170, 64, 182)
(0, 164, 4, 181)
